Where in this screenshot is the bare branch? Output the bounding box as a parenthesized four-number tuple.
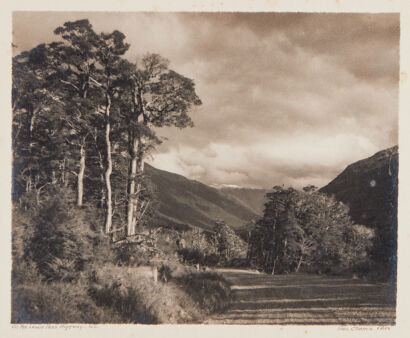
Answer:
(137, 200, 150, 223)
(60, 79, 80, 91)
(89, 76, 103, 87)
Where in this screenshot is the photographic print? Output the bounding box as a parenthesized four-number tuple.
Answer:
(11, 11, 398, 326)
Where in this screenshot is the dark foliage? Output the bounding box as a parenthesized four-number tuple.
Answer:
(88, 283, 156, 324)
(112, 241, 153, 267)
(249, 187, 374, 275)
(177, 248, 204, 265)
(18, 187, 111, 282)
(12, 282, 119, 323)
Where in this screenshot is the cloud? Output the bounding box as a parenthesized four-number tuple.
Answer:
(13, 12, 399, 188)
(148, 132, 379, 189)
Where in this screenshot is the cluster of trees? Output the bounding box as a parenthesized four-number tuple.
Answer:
(248, 186, 374, 275)
(178, 221, 248, 267)
(12, 19, 201, 239)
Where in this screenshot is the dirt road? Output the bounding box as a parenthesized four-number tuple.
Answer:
(205, 269, 396, 325)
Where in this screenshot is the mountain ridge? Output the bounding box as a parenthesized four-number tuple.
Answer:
(144, 163, 266, 232)
(319, 145, 398, 228)
(319, 145, 398, 272)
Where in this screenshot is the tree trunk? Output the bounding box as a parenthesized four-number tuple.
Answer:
(126, 87, 146, 236)
(29, 106, 40, 148)
(61, 158, 68, 187)
(104, 95, 113, 234)
(132, 156, 145, 231)
(25, 175, 32, 193)
(127, 137, 145, 236)
(25, 106, 40, 193)
(100, 174, 106, 209)
(127, 136, 139, 236)
(296, 254, 303, 272)
(77, 144, 85, 207)
(272, 255, 279, 275)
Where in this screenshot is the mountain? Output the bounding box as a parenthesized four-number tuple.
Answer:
(220, 187, 267, 214)
(320, 145, 398, 273)
(320, 145, 398, 228)
(144, 164, 266, 232)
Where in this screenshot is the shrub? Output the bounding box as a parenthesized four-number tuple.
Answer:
(12, 208, 39, 285)
(112, 232, 163, 267)
(88, 282, 156, 324)
(113, 242, 151, 267)
(202, 253, 221, 266)
(179, 225, 247, 268)
(228, 257, 249, 268)
(157, 260, 193, 282)
(11, 281, 119, 323)
(177, 248, 204, 265)
(214, 221, 247, 262)
(183, 229, 217, 255)
(20, 189, 111, 282)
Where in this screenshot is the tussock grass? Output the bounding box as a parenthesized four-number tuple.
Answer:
(11, 281, 120, 323)
(88, 264, 202, 323)
(176, 271, 232, 314)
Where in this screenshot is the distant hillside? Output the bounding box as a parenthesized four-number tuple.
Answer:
(144, 164, 265, 232)
(320, 146, 398, 228)
(320, 145, 398, 273)
(220, 187, 267, 214)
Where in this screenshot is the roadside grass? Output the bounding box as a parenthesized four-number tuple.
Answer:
(88, 264, 202, 323)
(11, 281, 120, 323)
(87, 263, 233, 323)
(176, 271, 232, 314)
(156, 261, 233, 314)
(12, 261, 233, 324)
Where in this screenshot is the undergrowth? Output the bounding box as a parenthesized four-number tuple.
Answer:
(11, 190, 233, 324)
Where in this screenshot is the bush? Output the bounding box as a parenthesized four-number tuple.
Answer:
(12, 259, 39, 286)
(202, 253, 221, 266)
(113, 242, 152, 267)
(178, 224, 247, 268)
(12, 208, 39, 285)
(16, 188, 112, 282)
(177, 248, 204, 265)
(88, 282, 156, 324)
(228, 257, 249, 268)
(12, 281, 119, 323)
(214, 221, 248, 262)
(183, 229, 217, 255)
(157, 260, 194, 282)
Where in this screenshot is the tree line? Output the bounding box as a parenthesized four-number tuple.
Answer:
(12, 19, 201, 239)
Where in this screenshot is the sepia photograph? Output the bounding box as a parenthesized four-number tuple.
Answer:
(10, 9, 399, 326)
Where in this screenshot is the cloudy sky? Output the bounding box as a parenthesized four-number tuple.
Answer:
(13, 12, 399, 189)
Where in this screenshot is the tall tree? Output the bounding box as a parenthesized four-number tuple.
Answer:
(12, 43, 66, 204)
(53, 20, 102, 207)
(94, 30, 130, 234)
(53, 21, 130, 233)
(121, 54, 202, 236)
